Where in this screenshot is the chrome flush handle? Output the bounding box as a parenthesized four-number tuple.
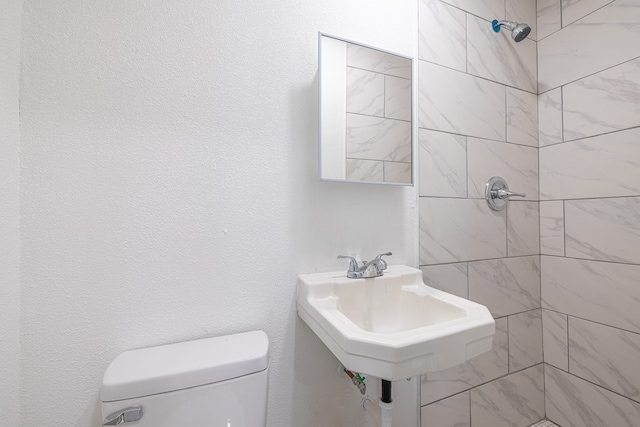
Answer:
(103, 407, 143, 426)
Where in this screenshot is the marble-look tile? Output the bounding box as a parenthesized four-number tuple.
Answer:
(346, 67, 384, 117)
(384, 75, 411, 121)
(346, 114, 411, 162)
(540, 201, 564, 256)
(421, 391, 470, 427)
(421, 318, 508, 405)
(384, 161, 411, 184)
(440, 0, 505, 22)
(562, 0, 615, 27)
(419, 198, 506, 265)
(506, 88, 538, 147)
(419, 0, 467, 72)
(541, 256, 640, 334)
(418, 129, 467, 197)
(509, 310, 543, 372)
(419, 61, 505, 142)
(347, 43, 411, 79)
(530, 421, 559, 427)
(421, 262, 468, 299)
(565, 197, 640, 264)
(467, 14, 537, 93)
(467, 138, 538, 201)
(542, 309, 568, 371)
(538, 0, 640, 92)
(540, 128, 640, 200)
(507, 201, 540, 257)
(469, 256, 540, 318)
(507, 0, 538, 41)
(537, 0, 561, 40)
(563, 57, 640, 141)
(471, 365, 545, 427)
(569, 317, 640, 401)
(546, 365, 640, 427)
(538, 88, 563, 147)
(346, 159, 383, 182)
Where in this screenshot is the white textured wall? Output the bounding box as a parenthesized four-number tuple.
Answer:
(19, 1, 418, 426)
(0, 0, 21, 425)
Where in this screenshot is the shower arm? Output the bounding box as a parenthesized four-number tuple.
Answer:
(492, 20, 517, 32)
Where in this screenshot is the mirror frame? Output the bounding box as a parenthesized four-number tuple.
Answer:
(318, 32, 415, 186)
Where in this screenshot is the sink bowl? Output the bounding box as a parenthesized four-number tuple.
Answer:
(297, 265, 495, 380)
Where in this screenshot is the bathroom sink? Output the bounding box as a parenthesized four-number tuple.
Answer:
(297, 265, 495, 380)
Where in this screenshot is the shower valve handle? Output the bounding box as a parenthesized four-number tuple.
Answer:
(494, 189, 526, 199)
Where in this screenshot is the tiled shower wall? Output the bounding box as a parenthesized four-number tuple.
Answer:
(538, 0, 640, 426)
(418, 0, 543, 426)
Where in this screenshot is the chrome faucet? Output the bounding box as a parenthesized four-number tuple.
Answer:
(337, 252, 392, 278)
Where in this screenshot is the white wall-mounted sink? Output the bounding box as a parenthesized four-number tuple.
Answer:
(297, 265, 495, 380)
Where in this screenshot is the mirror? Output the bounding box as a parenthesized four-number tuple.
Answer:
(319, 33, 414, 185)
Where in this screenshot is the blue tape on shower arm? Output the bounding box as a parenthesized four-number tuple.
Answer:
(492, 20, 501, 33)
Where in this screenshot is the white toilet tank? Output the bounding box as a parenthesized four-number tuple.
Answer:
(101, 330, 269, 427)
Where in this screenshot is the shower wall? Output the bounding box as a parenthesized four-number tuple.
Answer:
(538, 0, 640, 425)
(0, 0, 21, 425)
(417, 0, 543, 426)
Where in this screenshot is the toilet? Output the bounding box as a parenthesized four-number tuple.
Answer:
(101, 330, 269, 426)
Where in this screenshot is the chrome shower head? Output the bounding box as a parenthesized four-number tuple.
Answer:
(492, 20, 531, 42)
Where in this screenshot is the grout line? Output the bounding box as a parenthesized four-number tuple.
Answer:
(346, 64, 411, 80)
(464, 136, 469, 198)
(537, 302, 640, 339)
(561, 0, 616, 29)
(506, 315, 511, 372)
(540, 253, 640, 268)
(566, 314, 570, 373)
(522, 194, 640, 203)
(562, 200, 566, 257)
(421, 363, 545, 407)
(346, 111, 411, 123)
(418, 124, 539, 149)
(419, 58, 539, 96)
(539, 54, 640, 95)
(505, 81, 509, 144)
(545, 123, 640, 147)
(542, 362, 547, 420)
(465, 11, 468, 74)
(420, 248, 640, 269)
(553, 365, 640, 407)
(420, 254, 539, 268)
(559, 0, 563, 29)
(560, 85, 564, 143)
(418, 192, 640, 203)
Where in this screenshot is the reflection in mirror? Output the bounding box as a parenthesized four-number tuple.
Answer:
(319, 33, 413, 185)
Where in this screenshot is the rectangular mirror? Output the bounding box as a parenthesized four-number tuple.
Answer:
(319, 33, 414, 186)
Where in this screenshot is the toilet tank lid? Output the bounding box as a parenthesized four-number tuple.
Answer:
(101, 330, 269, 402)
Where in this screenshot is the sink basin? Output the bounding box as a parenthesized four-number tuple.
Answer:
(297, 265, 495, 380)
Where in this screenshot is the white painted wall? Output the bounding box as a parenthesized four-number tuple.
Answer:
(19, 1, 418, 426)
(0, 0, 21, 425)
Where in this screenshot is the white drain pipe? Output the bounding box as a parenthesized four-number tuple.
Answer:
(379, 400, 393, 427)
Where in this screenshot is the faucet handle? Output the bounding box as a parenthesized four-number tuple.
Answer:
(373, 252, 392, 273)
(374, 252, 392, 259)
(337, 255, 360, 278)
